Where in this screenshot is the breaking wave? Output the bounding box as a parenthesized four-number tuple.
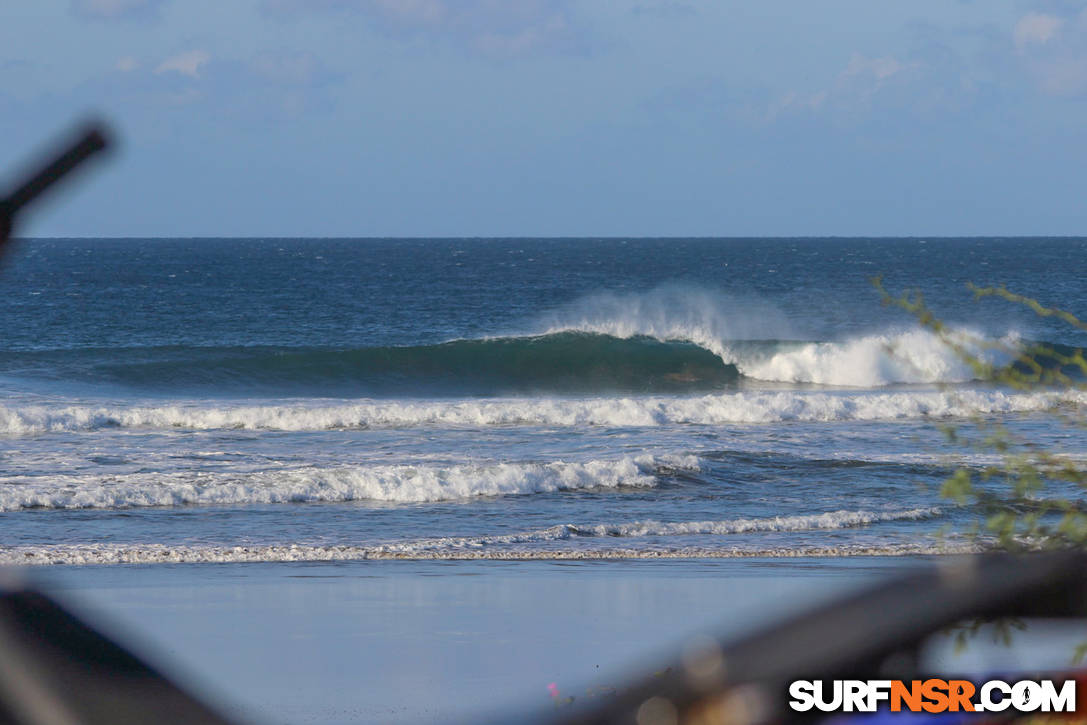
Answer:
(2, 333, 1076, 397)
(538, 287, 1079, 386)
(0, 455, 698, 510)
(0, 287, 1079, 394)
(1, 389, 1082, 435)
(0, 332, 1040, 393)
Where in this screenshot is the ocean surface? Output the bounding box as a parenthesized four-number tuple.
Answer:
(0, 237, 1084, 566)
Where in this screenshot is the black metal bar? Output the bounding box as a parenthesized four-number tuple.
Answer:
(0, 121, 112, 244)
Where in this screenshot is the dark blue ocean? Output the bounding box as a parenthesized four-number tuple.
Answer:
(0, 238, 1084, 564)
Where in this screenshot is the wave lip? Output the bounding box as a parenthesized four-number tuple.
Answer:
(0, 455, 700, 511)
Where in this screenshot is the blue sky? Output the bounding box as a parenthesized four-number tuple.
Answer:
(3, 0, 1087, 236)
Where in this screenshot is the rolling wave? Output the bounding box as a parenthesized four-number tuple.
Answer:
(0, 455, 698, 510)
(0, 335, 734, 394)
(104, 334, 737, 393)
(1, 285, 1080, 394)
(0, 331, 1077, 395)
(1, 389, 1082, 435)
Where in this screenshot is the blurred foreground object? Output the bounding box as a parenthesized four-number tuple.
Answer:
(0, 577, 236, 725)
(0, 121, 111, 247)
(553, 553, 1087, 725)
(1, 555, 1086, 724)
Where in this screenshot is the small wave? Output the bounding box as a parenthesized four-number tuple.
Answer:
(561, 508, 941, 538)
(0, 506, 955, 565)
(2, 389, 1082, 435)
(0, 540, 977, 566)
(0, 455, 696, 511)
(384, 508, 943, 552)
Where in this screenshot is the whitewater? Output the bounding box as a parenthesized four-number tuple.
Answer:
(1, 388, 1082, 434)
(0, 237, 1083, 566)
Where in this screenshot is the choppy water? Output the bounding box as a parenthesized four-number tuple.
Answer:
(0, 238, 1083, 565)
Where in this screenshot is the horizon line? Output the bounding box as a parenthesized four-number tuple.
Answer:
(13, 235, 1087, 241)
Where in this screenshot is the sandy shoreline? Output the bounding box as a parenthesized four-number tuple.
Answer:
(24, 557, 922, 724)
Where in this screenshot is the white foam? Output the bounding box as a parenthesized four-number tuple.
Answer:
(0, 540, 978, 566)
(563, 508, 940, 538)
(364, 507, 942, 552)
(0, 455, 693, 511)
(0, 507, 947, 564)
(739, 330, 1017, 386)
(1, 389, 1080, 434)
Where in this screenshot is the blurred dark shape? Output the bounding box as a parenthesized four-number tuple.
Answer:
(0, 580, 236, 725)
(1, 555, 1085, 724)
(552, 553, 1087, 725)
(0, 121, 111, 248)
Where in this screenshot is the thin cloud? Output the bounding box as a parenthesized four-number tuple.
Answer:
(842, 54, 907, 82)
(69, 0, 167, 20)
(1013, 8, 1087, 96)
(765, 54, 920, 123)
(262, 0, 591, 58)
(630, 3, 697, 19)
(249, 51, 340, 87)
(156, 50, 211, 78)
(88, 48, 341, 118)
(1014, 13, 1063, 50)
